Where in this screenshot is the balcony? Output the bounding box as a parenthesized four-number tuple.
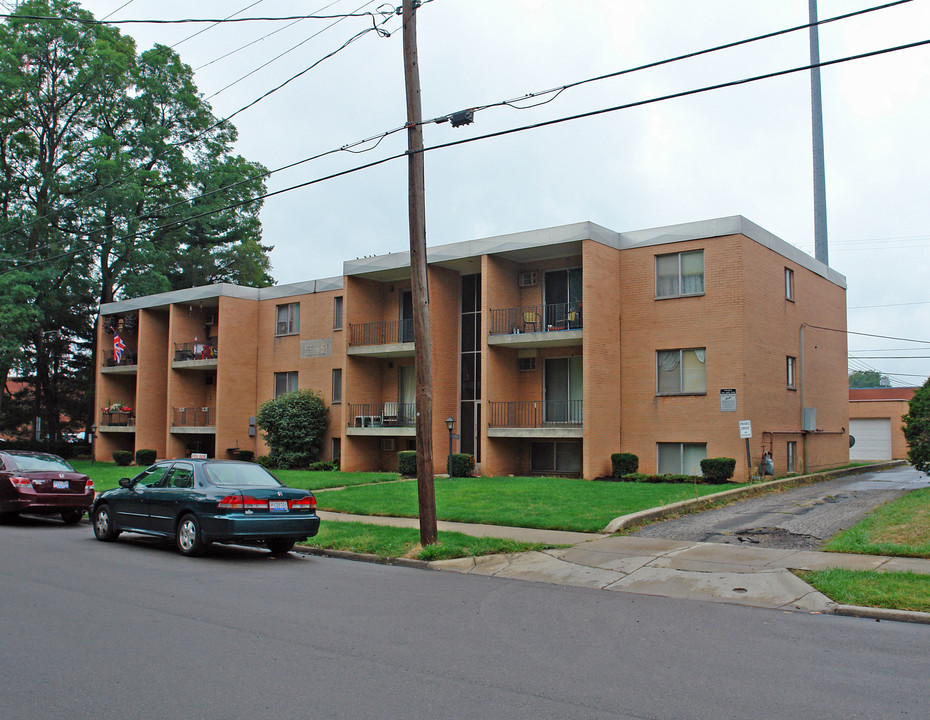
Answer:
(173, 340, 218, 368)
(99, 409, 135, 433)
(487, 400, 583, 439)
(347, 319, 414, 358)
(101, 349, 137, 374)
(172, 406, 216, 433)
(346, 402, 416, 436)
(488, 303, 582, 348)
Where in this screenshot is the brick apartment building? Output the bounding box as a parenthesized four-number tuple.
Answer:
(94, 215, 850, 478)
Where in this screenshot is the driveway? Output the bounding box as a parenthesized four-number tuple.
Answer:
(631, 464, 929, 549)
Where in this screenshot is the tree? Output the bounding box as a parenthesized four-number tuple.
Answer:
(849, 370, 891, 389)
(0, 1, 272, 440)
(256, 390, 329, 469)
(902, 378, 930, 473)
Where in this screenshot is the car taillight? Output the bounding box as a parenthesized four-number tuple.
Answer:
(289, 496, 316, 510)
(9, 476, 32, 491)
(85, 479, 95, 492)
(218, 495, 244, 509)
(243, 496, 268, 510)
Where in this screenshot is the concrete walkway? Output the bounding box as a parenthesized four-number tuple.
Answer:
(315, 510, 930, 623)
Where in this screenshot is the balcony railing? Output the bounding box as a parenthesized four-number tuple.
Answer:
(172, 406, 216, 427)
(103, 349, 137, 367)
(101, 410, 135, 426)
(174, 340, 218, 361)
(347, 402, 416, 428)
(487, 400, 583, 428)
(348, 319, 414, 347)
(488, 302, 583, 335)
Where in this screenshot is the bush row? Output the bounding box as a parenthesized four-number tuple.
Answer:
(598, 454, 736, 484)
(398, 451, 475, 478)
(0, 439, 88, 460)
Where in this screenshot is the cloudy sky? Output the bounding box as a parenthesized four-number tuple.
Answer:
(77, 0, 930, 385)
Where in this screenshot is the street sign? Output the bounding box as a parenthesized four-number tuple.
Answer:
(739, 419, 752, 439)
(720, 388, 737, 412)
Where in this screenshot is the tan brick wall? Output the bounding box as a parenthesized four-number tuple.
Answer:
(135, 308, 169, 458)
(215, 296, 259, 458)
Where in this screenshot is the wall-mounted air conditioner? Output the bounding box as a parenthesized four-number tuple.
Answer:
(518, 271, 537, 287)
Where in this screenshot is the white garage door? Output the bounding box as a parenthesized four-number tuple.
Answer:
(849, 418, 892, 461)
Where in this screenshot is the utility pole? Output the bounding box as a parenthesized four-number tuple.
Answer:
(809, 0, 829, 266)
(401, 0, 437, 546)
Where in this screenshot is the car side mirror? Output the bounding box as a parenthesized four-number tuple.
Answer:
(118, 477, 133, 488)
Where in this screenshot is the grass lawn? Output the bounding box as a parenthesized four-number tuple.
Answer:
(824, 487, 930, 559)
(796, 568, 930, 614)
(299, 520, 560, 561)
(316, 476, 740, 533)
(72, 460, 398, 493)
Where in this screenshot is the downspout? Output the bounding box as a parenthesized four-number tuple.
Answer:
(800, 323, 807, 473)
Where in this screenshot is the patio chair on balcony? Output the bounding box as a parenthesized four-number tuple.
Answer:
(382, 402, 399, 426)
(522, 310, 539, 333)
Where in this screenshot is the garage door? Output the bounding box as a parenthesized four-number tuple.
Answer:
(849, 418, 892, 461)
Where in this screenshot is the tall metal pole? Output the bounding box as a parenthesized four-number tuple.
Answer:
(809, 0, 829, 266)
(402, 0, 437, 546)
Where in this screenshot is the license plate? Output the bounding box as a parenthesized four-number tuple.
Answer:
(53, 480, 69, 490)
(268, 500, 288, 512)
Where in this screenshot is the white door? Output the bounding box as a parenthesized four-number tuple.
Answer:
(849, 418, 892, 461)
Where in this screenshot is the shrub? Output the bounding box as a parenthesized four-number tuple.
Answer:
(256, 455, 275, 469)
(595, 473, 704, 484)
(701, 457, 736, 483)
(449, 453, 475, 478)
(611, 453, 639, 477)
(256, 389, 329, 469)
(307, 461, 333, 471)
(903, 378, 930, 473)
(135, 449, 157, 466)
(398, 450, 417, 476)
(112, 450, 133, 466)
(234, 449, 255, 462)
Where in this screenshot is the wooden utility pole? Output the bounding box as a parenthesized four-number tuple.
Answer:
(401, 0, 437, 546)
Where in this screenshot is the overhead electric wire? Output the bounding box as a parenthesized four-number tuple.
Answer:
(0, 9, 398, 25)
(170, 0, 266, 49)
(100, 1, 135, 21)
(4, 33, 927, 278)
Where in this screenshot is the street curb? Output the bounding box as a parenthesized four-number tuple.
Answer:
(602, 461, 906, 534)
(831, 604, 930, 625)
(296, 545, 432, 570)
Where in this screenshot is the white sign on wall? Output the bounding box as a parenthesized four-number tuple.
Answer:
(738, 420, 752, 439)
(720, 388, 737, 412)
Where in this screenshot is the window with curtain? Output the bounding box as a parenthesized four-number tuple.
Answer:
(657, 442, 707, 474)
(274, 371, 298, 398)
(332, 368, 342, 404)
(657, 348, 706, 394)
(655, 250, 704, 298)
(333, 296, 343, 330)
(787, 356, 797, 388)
(275, 303, 300, 335)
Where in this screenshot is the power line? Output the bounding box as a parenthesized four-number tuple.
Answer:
(171, 0, 266, 49)
(0, 9, 398, 24)
(4, 34, 927, 277)
(849, 301, 930, 309)
(808, 324, 930, 344)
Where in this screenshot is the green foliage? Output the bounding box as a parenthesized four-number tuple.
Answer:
(256, 389, 328, 469)
(398, 450, 417, 476)
(112, 450, 133, 466)
(797, 568, 930, 614)
(255, 455, 275, 469)
(848, 370, 891, 389)
(597, 473, 706, 484)
(611, 453, 639, 476)
(134, 449, 156, 466)
(233, 449, 254, 462)
(449, 453, 475, 478)
(700, 457, 736, 483)
(902, 378, 930, 473)
(307, 461, 335, 472)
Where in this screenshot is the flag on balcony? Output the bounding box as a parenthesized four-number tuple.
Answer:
(113, 334, 126, 364)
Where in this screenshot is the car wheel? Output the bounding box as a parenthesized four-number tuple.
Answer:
(92, 505, 120, 541)
(176, 514, 207, 557)
(266, 539, 296, 555)
(60, 509, 84, 525)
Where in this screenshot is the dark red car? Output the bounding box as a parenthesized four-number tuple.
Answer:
(0, 451, 95, 524)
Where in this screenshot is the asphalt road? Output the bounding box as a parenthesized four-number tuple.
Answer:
(633, 464, 930, 549)
(2, 515, 928, 720)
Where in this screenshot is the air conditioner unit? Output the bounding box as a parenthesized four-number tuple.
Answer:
(276, 321, 289, 335)
(380, 438, 395, 452)
(518, 271, 537, 287)
(204, 314, 216, 326)
(517, 357, 536, 372)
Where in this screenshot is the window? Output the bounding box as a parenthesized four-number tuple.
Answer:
(787, 441, 797, 474)
(275, 303, 299, 335)
(656, 250, 704, 298)
(785, 267, 795, 301)
(787, 356, 797, 389)
(531, 441, 581, 474)
(657, 349, 706, 394)
(332, 438, 341, 462)
(274, 371, 298, 398)
(333, 296, 343, 330)
(657, 443, 707, 475)
(332, 368, 342, 404)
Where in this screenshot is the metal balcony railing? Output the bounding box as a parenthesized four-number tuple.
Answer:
(347, 402, 416, 428)
(174, 340, 218, 361)
(348, 319, 414, 347)
(172, 406, 216, 427)
(487, 400, 583, 428)
(101, 410, 135, 426)
(488, 302, 583, 335)
(103, 350, 137, 367)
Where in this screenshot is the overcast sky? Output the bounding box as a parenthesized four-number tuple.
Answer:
(77, 0, 930, 385)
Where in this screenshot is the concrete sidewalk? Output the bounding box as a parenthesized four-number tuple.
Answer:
(315, 510, 930, 623)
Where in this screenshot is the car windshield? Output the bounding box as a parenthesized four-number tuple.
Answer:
(203, 462, 283, 488)
(8, 454, 74, 472)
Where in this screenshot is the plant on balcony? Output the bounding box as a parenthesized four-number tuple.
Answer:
(256, 389, 328, 469)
